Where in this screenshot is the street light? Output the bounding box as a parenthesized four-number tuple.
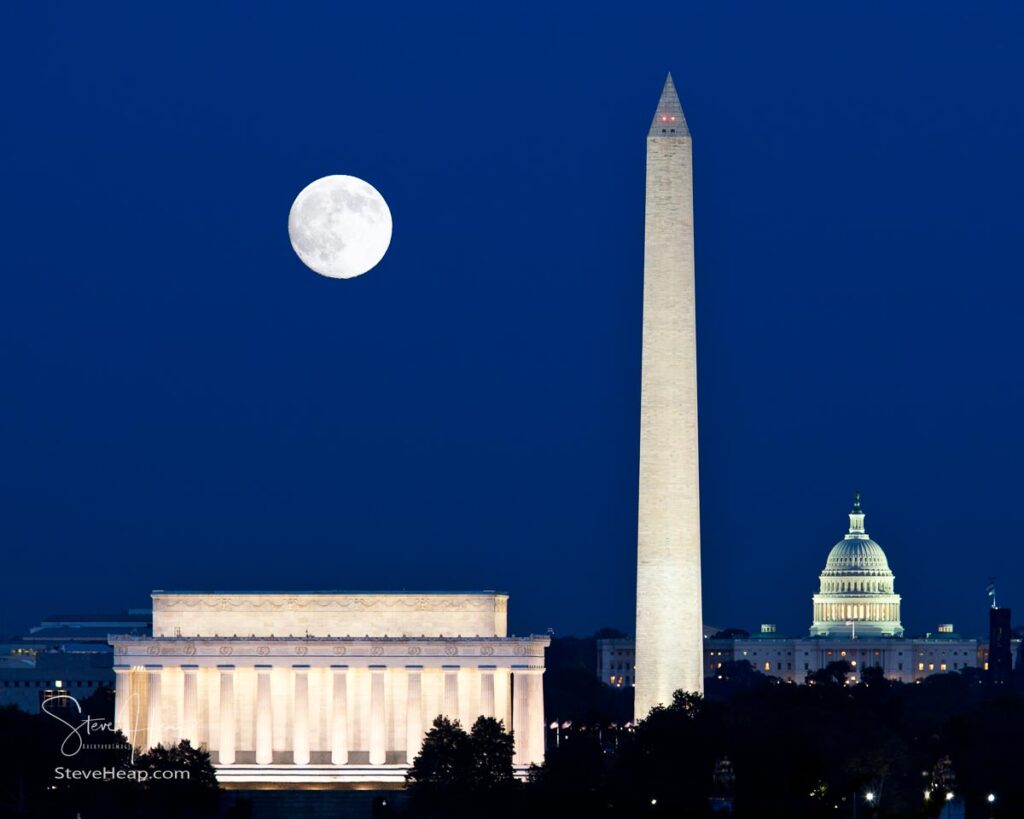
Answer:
(987, 793, 996, 804)
(865, 791, 875, 803)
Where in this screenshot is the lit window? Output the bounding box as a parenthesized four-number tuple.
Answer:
(851, 661, 857, 667)
(55, 680, 63, 689)
(764, 662, 771, 672)
(940, 663, 947, 671)
(928, 664, 935, 671)
(918, 663, 924, 671)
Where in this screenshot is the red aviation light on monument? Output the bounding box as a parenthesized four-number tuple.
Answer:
(648, 74, 690, 138)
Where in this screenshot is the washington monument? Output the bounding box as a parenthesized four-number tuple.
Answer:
(634, 73, 704, 718)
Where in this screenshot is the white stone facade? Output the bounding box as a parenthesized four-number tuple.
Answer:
(151, 591, 508, 639)
(810, 496, 903, 637)
(111, 592, 548, 785)
(635, 72, 704, 719)
(602, 634, 984, 688)
(708, 636, 980, 684)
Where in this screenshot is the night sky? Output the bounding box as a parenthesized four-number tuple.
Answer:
(3, 2, 1023, 640)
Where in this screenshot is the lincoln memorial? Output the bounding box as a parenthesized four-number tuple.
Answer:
(109, 591, 549, 785)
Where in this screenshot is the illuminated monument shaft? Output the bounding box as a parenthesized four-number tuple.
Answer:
(635, 74, 703, 718)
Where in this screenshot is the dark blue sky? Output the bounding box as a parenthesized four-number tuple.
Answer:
(3, 2, 1023, 640)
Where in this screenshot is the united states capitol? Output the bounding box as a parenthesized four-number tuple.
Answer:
(601, 493, 997, 688)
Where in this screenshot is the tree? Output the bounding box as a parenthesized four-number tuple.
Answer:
(859, 665, 890, 688)
(593, 627, 628, 639)
(527, 731, 607, 812)
(807, 660, 852, 687)
(467, 716, 515, 790)
(407, 716, 474, 792)
(133, 740, 220, 817)
(407, 716, 518, 816)
(716, 627, 751, 639)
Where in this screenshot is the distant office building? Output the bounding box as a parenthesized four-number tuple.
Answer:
(0, 609, 151, 713)
(989, 606, 1012, 684)
(599, 638, 636, 689)
(0, 652, 117, 712)
(25, 610, 150, 646)
(599, 627, 719, 689)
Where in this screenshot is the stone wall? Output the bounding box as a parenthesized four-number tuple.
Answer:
(152, 592, 509, 639)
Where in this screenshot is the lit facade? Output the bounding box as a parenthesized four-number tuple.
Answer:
(706, 634, 979, 684)
(634, 72, 705, 719)
(810, 494, 903, 637)
(110, 591, 549, 785)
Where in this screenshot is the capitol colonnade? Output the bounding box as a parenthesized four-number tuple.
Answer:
(110, 592, 549, 785)
(813, 602, 901, 622)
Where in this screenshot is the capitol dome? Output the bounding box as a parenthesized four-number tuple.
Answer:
(810, 493, 903, 638)
(822, 538, 892, 575)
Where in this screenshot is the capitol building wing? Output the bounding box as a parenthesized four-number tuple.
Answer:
(109, 591, 549, 785)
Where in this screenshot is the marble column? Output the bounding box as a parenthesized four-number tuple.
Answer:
(369, 666, 386, 766)
(512, 667, 529, 766)
(512, 667, 544, 766)
(442, 666, 459, 721)
(293, 666, 310, 765)
(113, 665, 130, 740)
(255, 665, 273, 765)
(405, 665, 422, 764)
(181, 665, 198, 747)
(145, 665, 162, 749)
(331, 665, 348, 765)
(526, 669, 544, 764)
(218, 665, 235, 765)
(479, 666, 496, 719)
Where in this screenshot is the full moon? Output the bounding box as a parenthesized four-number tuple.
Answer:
(287, 175, 392, 279)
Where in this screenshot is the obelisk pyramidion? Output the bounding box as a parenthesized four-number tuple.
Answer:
(634, 73, 704, 719)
